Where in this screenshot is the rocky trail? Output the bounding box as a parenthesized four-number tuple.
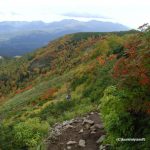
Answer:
(46, 112, 109, 150)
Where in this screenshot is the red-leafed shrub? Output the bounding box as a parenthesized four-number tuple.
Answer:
(113, 35, 150, 87)
(96, 56, 106, 65)
(40, 88, 58, 100)
(100, 25, 150, 149)
(15, 85, 33, 94)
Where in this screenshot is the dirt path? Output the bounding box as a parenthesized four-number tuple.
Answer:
(46, 112, 106, 150)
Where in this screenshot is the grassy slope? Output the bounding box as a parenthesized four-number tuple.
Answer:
(0, 31, 135, 149)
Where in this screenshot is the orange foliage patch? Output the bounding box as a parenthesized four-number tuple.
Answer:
(96, 56, 106, 65)
(108, 54, 117, 61)
(97, 54, 116, 66)
(139, 73, 150, 85)
(40, 88, 58, 100)
(15, 85, 33, 94)
(113, 45, 150, 86)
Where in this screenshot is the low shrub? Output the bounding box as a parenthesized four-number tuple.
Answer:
(0, 118, 49, 150)
(100, 86, 150, 149)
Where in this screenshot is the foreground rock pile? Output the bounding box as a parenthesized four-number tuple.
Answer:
(46, 112, 110, 150)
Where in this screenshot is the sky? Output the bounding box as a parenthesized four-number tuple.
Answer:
(0, 0, 150, 28)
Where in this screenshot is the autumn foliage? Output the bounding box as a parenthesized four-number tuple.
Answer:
(40, 88, 58, 100)
(15, 85, 33, 94)
(96, 56, 106, 65)
(113, 24, 150, 116)
(97, 54, 116, 66)
(113, 36, 150, 86)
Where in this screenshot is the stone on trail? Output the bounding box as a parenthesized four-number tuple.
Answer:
(91, 131, 96, 134)
(78, 139, 86, 147)
(90, 112, 94, 115)
(99, 145, 106, 150)
(79, 129, 84, 133)
(85, 123, 91, 129)
(83, 119, 94, 125)
(94, 124, 104, 130)
(67, 146, 72, 150)
(64, 124, 74, 130)
(67, 141, 77, 145)
(96, 135, 106, 144)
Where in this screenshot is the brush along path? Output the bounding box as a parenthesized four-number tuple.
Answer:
(46, 112, 108, 150)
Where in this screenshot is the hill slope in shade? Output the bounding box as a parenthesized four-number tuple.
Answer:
(0, 19, 129, 56)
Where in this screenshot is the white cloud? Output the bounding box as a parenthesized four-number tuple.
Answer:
(0, 0, 149, 28)
(63, 12, 112, 19)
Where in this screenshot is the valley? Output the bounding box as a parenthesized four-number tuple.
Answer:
(0, 20, 129, 56)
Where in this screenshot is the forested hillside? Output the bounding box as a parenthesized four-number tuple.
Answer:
(0, 26, 149, 150)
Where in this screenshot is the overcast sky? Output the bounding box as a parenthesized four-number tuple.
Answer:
(0, 0, 150, 28)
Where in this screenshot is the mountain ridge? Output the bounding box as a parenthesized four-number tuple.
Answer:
(0, 19, 129, 56)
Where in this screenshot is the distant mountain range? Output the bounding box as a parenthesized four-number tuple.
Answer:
(0, 19, 129, 56)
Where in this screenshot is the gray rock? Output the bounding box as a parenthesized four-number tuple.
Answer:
(67, 146, 72, 150)
(79, 129, 84, 133)
(85, 123, 91, 129)
(99, 145, 106, 150)
(83, 119, 94, 125)
(90, 124, 104, 131)
(96, 135, 106, 144)
(91, 131, 96, 134)
(90, 112, 94, 115)
(99, 144, 111, 150)
(90, 125, 96, 131)
(74, 118, 82, 123)
(67, 141, 77, 145)
(64, 124, 74, 130)
(63, 120, 73, 126)
(94, 124, 104, 129)
(91, 129, 96, 133)
(78, 139, 86, 147)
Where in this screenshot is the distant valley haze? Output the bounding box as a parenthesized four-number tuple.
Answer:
(0, 19, 129, 56)
(0, 0, 149, 56)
